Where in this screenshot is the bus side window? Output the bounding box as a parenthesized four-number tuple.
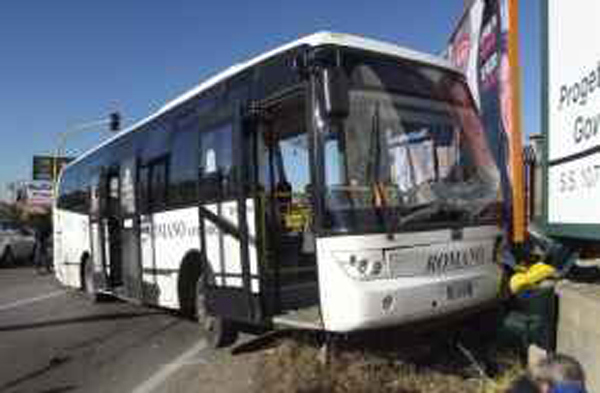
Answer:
(199, 124, 233, 202)
(146, 158, 169, 212)
(170, 120, 200, 206)
(137, 166, 150, 214)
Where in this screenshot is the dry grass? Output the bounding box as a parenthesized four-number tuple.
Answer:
(253, 335, 525, 393)
(484, 352, 527, 393)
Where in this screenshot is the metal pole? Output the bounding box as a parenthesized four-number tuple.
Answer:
(52, 118, 111, 197)
(507, 0, 526, 244)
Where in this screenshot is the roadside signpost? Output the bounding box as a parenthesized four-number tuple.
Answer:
(446, 0, 525, 246)
(33, 155, 73, 182)
(543, 1, 600, 240)
(542, 4, 600, 391)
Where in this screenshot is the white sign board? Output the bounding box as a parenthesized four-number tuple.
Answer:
(547, 1, 600, 224)
(18, 180, 53, 207)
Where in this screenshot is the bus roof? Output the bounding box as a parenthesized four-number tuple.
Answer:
(66, 31, 460, 169)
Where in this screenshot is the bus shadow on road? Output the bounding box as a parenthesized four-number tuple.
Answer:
(0, 354, 75, 392)
(0, 311, 164, 333)
(38, 387, 77, 393)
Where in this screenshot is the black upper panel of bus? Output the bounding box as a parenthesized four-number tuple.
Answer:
(57, 45, 306, 212)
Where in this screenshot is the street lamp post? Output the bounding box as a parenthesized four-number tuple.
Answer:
(52, 113, 121, 195)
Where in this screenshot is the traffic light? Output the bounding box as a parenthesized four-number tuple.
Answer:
(109, 112, 121, 132)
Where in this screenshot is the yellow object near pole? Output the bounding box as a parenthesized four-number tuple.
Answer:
(507, 0, 526, 244)
(509, 262, 557, 294)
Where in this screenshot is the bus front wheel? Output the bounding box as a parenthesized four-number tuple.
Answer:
(195, 276, 238, 348)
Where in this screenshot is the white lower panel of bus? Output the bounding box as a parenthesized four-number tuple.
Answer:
(151, 207, 201, 308)
(54, 208, 90, 288)
(316, 226, 502, 332)
(55, 201, 259, 310)
(147, 201, 259, 309)
(202, 200, 260, 293)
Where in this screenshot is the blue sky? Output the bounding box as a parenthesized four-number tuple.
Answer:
(0, 0, 540, 200)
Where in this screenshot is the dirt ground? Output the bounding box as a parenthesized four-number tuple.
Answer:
(254, 339, 522, 393)
(151, 343, 262, 393)
(157, 329, 524, 393)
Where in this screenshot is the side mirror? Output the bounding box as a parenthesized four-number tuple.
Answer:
(320, 67, 350, 119)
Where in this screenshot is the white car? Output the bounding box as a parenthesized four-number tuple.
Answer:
(0, 221, 36, 266)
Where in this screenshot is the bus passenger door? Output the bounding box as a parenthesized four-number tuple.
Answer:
(119, 158, 143, 299)
(89, 174, 108, 291)
(256, 96, 319, 316)
(103, 170, 123, 288)
(198, 111, 261, 324)
(137, 164, 157, 303)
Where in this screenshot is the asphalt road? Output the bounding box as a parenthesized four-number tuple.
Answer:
(0, 267, 258, 393)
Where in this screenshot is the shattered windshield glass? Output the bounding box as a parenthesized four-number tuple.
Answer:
(320, 55, 501, 233)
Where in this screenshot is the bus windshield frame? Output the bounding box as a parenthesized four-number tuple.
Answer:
(313, 49, 502, 235)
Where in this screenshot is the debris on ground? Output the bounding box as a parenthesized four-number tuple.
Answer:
(253, 335, 525, 393)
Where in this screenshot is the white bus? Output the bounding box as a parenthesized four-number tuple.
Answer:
(54, 32, 504, 347)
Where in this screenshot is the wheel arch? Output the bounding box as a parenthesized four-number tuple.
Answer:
(0, 244, 11, 264)
(177, 249, 204, 317)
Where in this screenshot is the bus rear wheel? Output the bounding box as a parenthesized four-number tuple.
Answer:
(1, 247, 15, 267)
(195, 276, 238, 348)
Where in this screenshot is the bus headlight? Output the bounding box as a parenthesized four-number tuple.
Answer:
(333, 251, 389, 281)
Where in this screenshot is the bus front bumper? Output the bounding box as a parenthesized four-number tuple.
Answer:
(318, 266, 502, 333)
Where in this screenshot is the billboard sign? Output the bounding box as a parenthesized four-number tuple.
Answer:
(544, 1, 600, 237)
(25, 181, 53, 206)
(446, 0, 525, 242)
(447, 0, 506, 164)
(15, 180, 53, 208)
(33, 156, 74, 181)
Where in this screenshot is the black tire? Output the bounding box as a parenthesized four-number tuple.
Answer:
(1, 247, 15, 267)
(28, 247, 36, 266)
(82, 259, 101, 302)
(178, 254, 202, 318)
(195, 276, 238, 348)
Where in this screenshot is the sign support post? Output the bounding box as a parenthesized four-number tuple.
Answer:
(51, 117, 115, 196)
(507, 0, 526, 245)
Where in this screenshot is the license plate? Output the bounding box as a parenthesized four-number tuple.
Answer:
(446, 281, 474, 301)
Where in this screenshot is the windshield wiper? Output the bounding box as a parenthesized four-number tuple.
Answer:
(399, 192, 498, 226)
(366, 102, 382, 188)
(461, 198, 500, 222)
(398, 200, 448, 226)
(366, 103, 397, 239)
(436, 178, 500, 222)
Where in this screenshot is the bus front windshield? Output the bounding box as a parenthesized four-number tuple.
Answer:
(320, 55, 502, 233)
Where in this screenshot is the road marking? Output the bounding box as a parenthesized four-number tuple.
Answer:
(0, 290, 67, 312)
(131, 339, 208, 393)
